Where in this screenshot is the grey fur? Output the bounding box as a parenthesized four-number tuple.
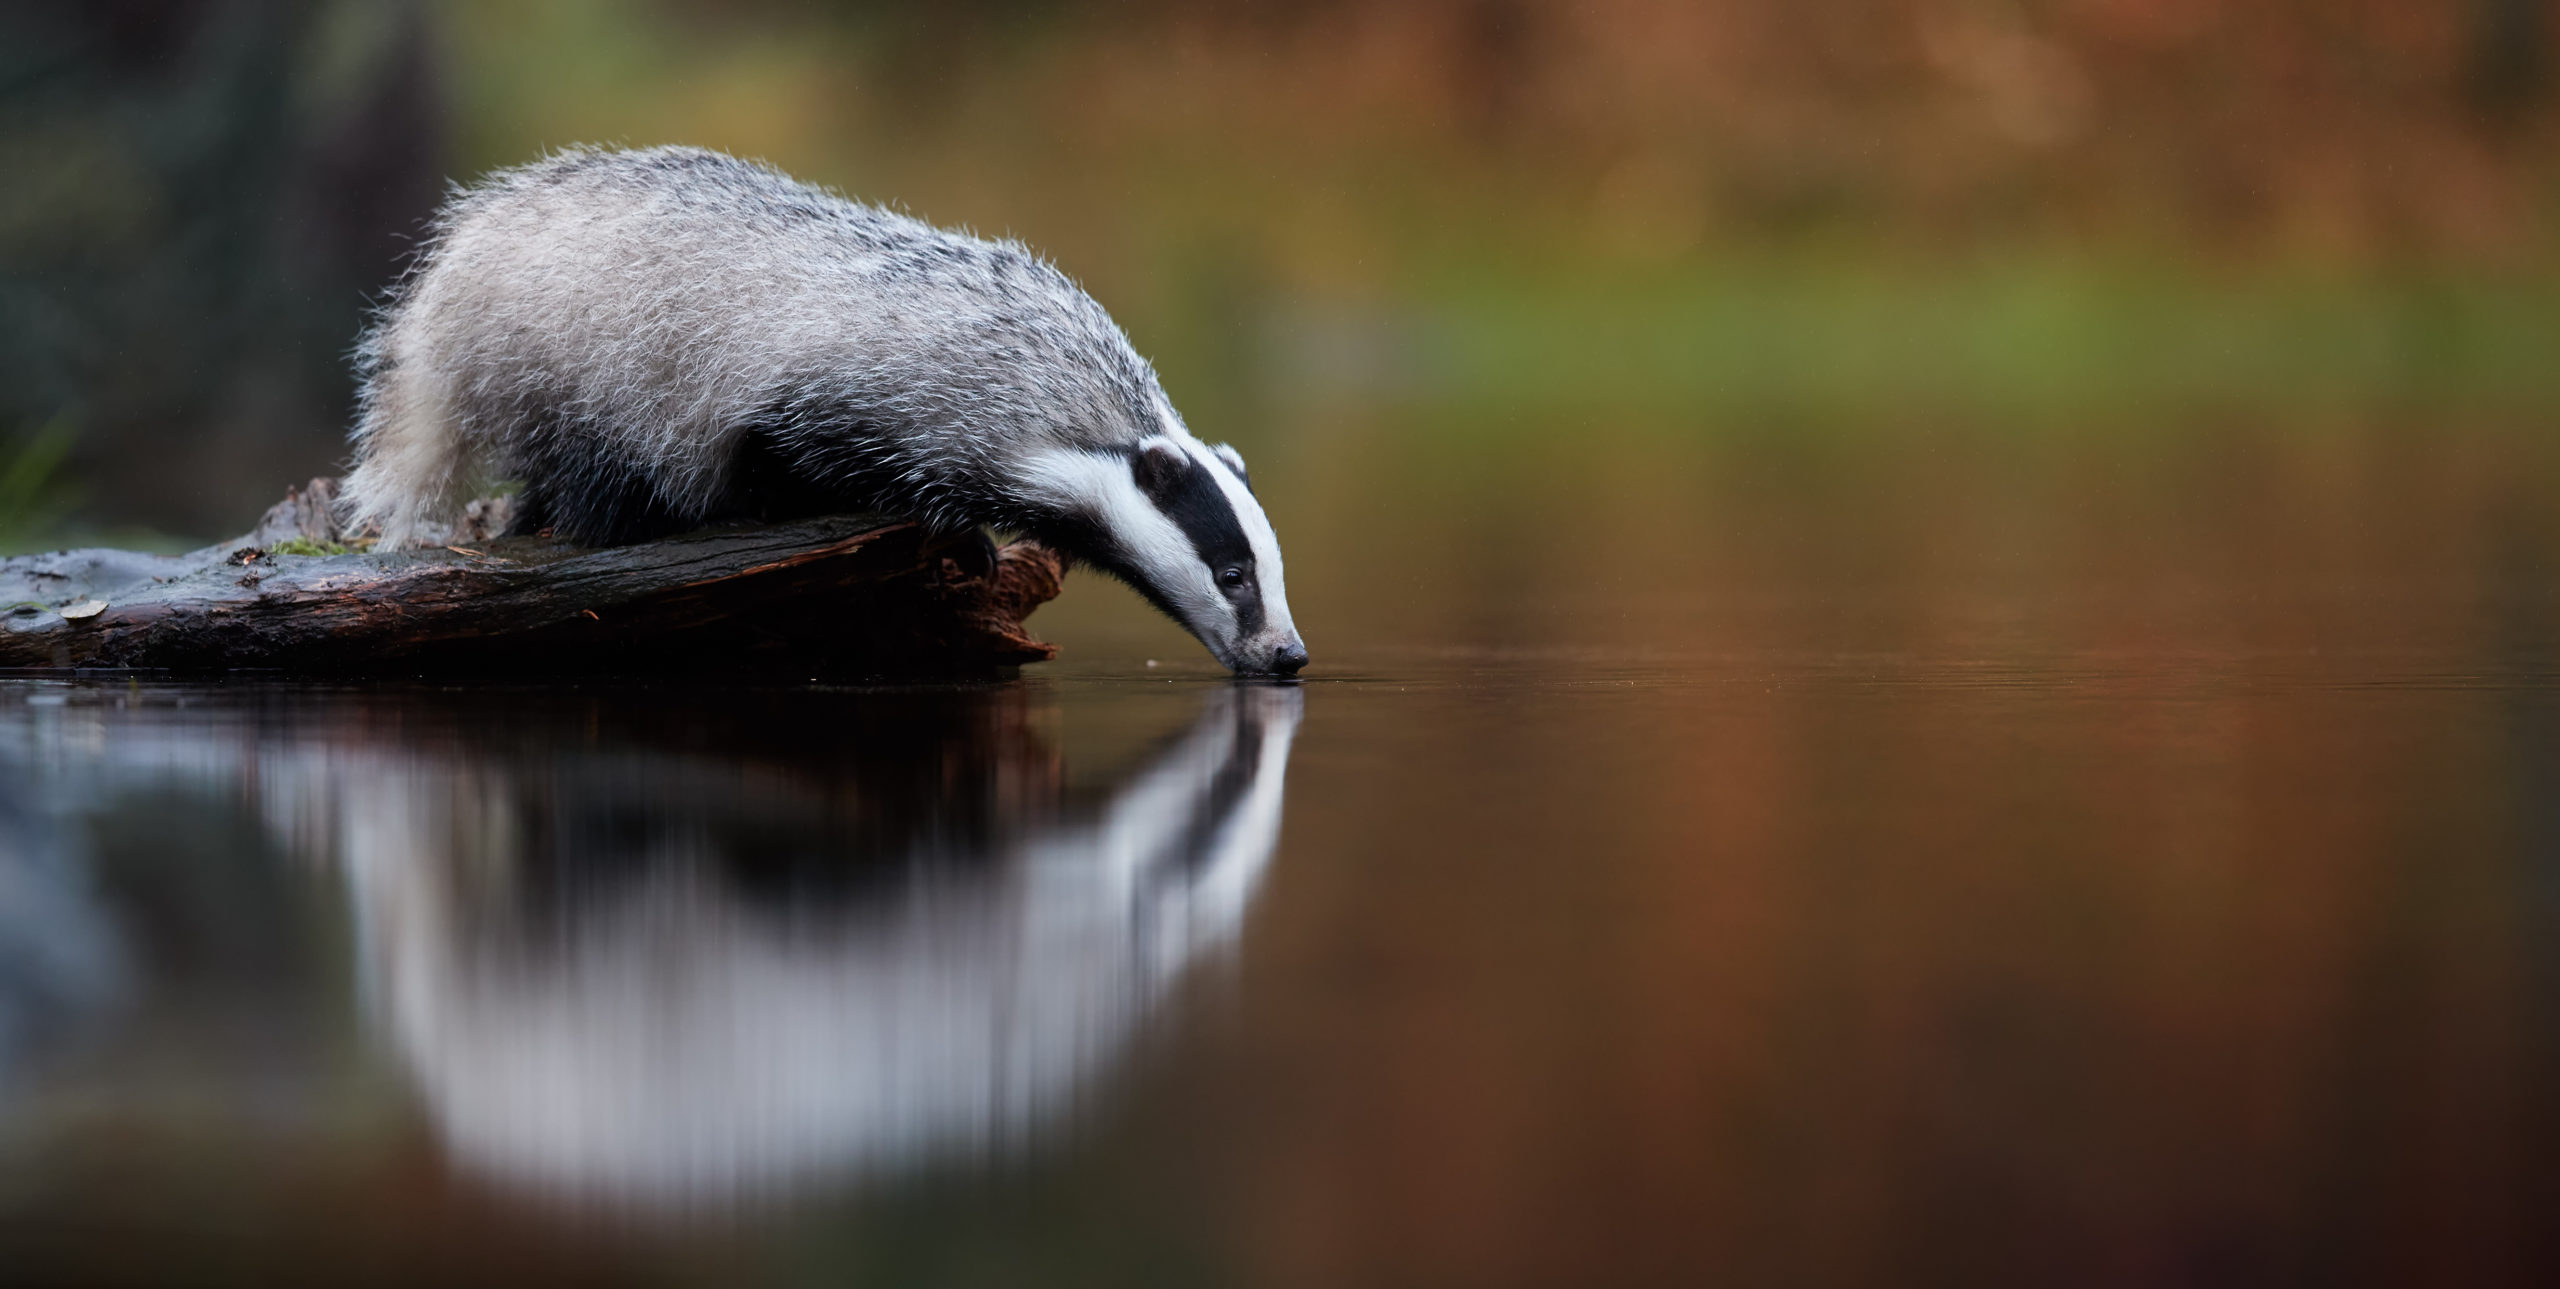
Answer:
(343, 146, 1305, 672)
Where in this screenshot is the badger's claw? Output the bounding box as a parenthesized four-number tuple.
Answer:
(946, 528, 1000, 582)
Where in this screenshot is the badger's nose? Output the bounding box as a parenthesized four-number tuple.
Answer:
(1269, 642, 1310, 675)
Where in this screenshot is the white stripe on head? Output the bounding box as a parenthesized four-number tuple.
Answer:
(1017, 444, 1238, 662)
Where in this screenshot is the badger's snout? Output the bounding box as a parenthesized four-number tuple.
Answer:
(1245, 637, 1308, 678)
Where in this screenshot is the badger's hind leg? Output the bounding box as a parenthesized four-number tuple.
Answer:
(341, 353, 471, 547)
(503, 412, 698, 546)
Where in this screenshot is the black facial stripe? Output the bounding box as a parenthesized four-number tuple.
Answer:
(1128, 447, 1265, 637)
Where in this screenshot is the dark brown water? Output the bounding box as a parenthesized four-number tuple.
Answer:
(5, 423, 2560, 1287)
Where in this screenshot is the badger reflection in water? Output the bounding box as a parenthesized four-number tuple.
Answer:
(336, 684, 1301, 1209)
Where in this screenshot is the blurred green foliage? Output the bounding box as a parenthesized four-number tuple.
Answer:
(0, 420, 81, 554)
(434, 0, 2560, 434)
(1392, 257, 2560, 423)
(5, 0, 2557, 544)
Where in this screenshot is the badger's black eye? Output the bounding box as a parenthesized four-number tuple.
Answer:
(1218, 566, 1247, 590)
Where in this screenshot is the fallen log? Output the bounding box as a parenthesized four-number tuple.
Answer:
(1, 478, 1065, 675)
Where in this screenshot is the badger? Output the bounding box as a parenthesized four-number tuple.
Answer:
(341, 146, 1307, 675)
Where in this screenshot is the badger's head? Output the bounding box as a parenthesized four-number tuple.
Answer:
(1028, 435, 1307, 676)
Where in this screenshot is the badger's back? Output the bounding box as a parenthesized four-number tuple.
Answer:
(343, 147, 1165, 545)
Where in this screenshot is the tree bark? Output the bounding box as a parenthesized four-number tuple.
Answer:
(1, 478, 1064, 675)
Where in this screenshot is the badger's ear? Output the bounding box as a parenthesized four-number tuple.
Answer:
(1131, 438, 1190, 504)
(1211, 443, 1253, 493)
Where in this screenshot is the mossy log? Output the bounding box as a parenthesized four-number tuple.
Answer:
(0, 478, 1064, 675)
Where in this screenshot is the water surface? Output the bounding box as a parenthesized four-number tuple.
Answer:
(4, 423, 2559, 1286)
